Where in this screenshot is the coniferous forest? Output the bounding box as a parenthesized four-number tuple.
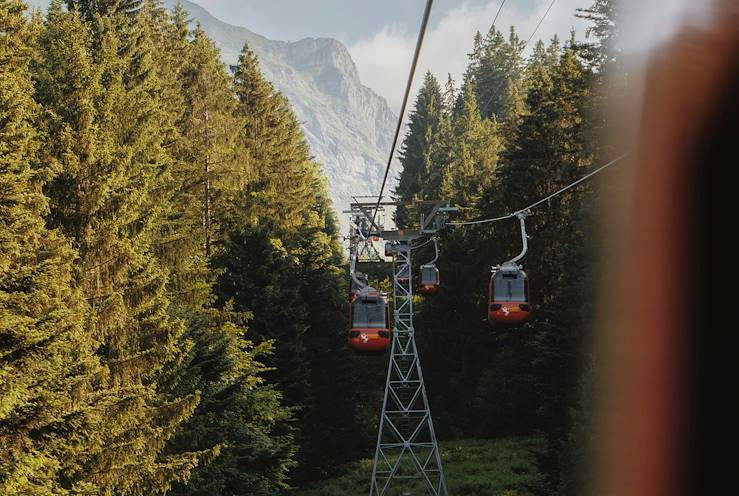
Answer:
(0, 0, 637, 494)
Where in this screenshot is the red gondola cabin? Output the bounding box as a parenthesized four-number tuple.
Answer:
(418, 264, 440, 295)
(488, 263, 531, 325)
(348, 290, 392, 353)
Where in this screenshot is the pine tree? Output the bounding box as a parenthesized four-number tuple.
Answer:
(177, 25, 243, 257)
(66, 0, 142, 20)
(393, 71, 448, 228)
(139, 2, 215, 317)
(0, 1, 101, 492)
(473, 25, 525, 121)
(576, 0, 620, 72)
(140, 17, 298, 496)
(234, 43, 319, 232)
(441, 79, 502, 211)
(166, 311, 296, 496)
(441, 73, 457, 114)
(216, 42, 372, 483)
(33, 4, 200, 492)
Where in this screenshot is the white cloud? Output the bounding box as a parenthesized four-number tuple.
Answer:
(349, 0, 718, 113)
(349, 0, 592, 113)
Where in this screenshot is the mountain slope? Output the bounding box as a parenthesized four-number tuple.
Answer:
(168, 1, 397, 228)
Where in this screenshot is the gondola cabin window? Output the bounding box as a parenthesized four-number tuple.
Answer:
(493, 272, 528, 302)
(352, 298, 388, 328)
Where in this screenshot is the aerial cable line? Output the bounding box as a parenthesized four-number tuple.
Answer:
(524, 0, 557, 47)
(491, 0, 507, 28)
(480, 0, 558, 117)
(450, 153, 628, 226)
(368, 0, 434, 235)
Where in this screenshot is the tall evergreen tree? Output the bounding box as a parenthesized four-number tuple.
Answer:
(576, 0, 620, 72)
(177, 25, 242, 257)
(473, 25, 525, 121)
(0, 1, 101, 493)
(166, 310, 296, 496)
(141, 18, 298, 496)
(212, 42, 373, 484)
(66, 0, 142, 20)
(441, 79, 502, 210)
(234, 44, 320, 232)
(33, 3, 200, 492)
(393, 71, 448, 228)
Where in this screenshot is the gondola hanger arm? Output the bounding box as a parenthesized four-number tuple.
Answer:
(506, 210, 531, 265)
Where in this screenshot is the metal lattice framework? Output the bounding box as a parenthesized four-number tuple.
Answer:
(370, 241, 447, 496)
(346, 199, 455, 495)
(368, 242, 448, 496)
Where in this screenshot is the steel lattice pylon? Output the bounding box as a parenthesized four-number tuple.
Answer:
(369, 241, 448, 496)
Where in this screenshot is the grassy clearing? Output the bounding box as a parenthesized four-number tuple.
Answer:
(293, 436, 545, 496)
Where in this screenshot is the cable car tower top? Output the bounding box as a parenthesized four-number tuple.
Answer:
(347, 199, 457, 496)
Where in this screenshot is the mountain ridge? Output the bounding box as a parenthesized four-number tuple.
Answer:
(167, 1, 398, 229)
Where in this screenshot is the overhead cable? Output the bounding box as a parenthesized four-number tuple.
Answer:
(450, 153, 628, 226)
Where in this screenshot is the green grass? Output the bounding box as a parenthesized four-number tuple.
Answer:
(292, 436, 545, 496)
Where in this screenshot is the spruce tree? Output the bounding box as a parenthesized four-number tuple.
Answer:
(441, 79, 502, 210)
(576, 0, 620, 72)
(393, 71, 448, 228)
(66, 0, 142, 20)
(234, 44, 319, 232)
(159, 28, 297, 496)
(473, 25, 525, 121)
(0, 1, 101, 492)
(33, 4, 200, 492)
(177, 25, 242, 257)
(166, 311, 296, 496)
(217, 42, 371, 483)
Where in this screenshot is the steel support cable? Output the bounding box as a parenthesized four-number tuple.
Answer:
(524, 0, 557, 47)
(492, 0, 507, 28)
(450, 153, 628, 226)
(480, 0, 558, 117)
(368, 0, 434, 235)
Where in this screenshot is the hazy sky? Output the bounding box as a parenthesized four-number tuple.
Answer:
(25, 0, 714, 111)
(187, 0, 711, 111)
(192, 0, 593, 109)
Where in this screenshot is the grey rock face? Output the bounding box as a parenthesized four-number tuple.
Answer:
(168, 1, 398, 232)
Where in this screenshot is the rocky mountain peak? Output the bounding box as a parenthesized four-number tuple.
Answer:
(168, 1, 398, 234)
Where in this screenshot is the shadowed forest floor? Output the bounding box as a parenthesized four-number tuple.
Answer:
(293, 436, 545, 496)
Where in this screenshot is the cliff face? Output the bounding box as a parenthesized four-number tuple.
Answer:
(170, 1, 397, 228)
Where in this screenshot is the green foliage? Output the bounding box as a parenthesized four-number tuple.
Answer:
(66, 0, 143, 20)
(166, 315, 295, 496)
(576, 0, 620, 71)
(203, 45, 383, 484)
(177, 25, 242, 257)
(471, 25, 526, 122)
(32, 4, 205, 492)
(294, 437, 545, 496)
(392, 6, 616, 495)
(441, 78, 502, 209)
(0, 2, 101, 492)
(393, 71, 450, 228)
(2, 0, 349, 493)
